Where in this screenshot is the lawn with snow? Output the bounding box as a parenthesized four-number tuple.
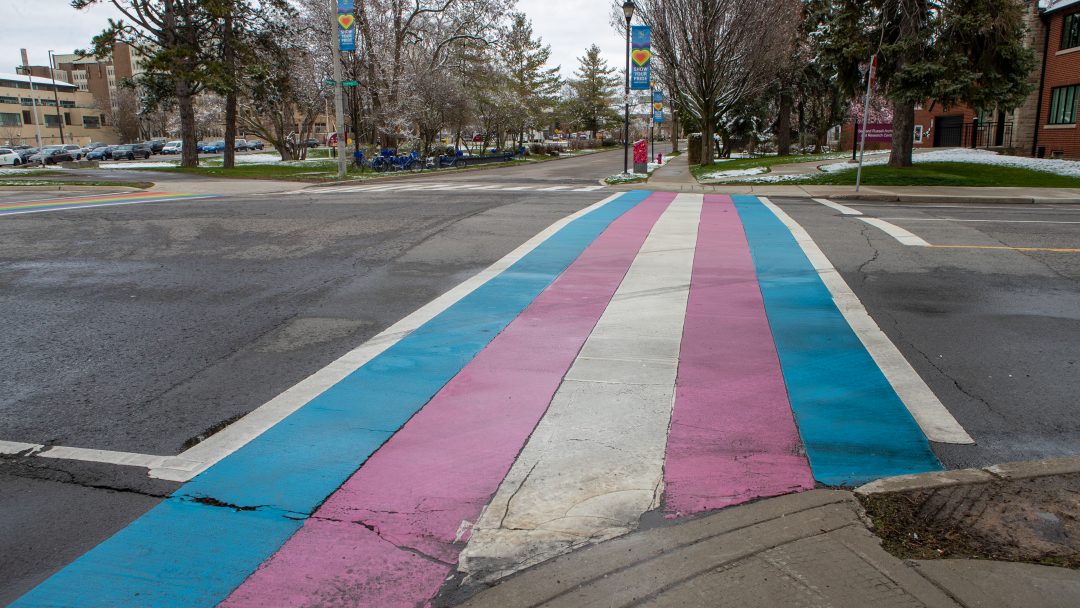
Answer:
(823, 148, 1080, 177)
(698, 167, 768, 180)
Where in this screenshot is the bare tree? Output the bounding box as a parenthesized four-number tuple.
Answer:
(634, 0, 800, 164)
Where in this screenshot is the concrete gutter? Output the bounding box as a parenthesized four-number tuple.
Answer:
(855, 455, 1080, 495)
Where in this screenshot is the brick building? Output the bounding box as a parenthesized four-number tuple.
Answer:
(0, 72, 119, 147)
(1031, 0, 1080, 158)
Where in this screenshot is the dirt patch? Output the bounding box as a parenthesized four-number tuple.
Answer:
(858, 473, 1080, 568)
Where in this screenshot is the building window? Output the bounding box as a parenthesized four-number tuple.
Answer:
(64, 112, 72, 126)
(22, 110, 32, 124)
(44, 114, 61, 128)
(82, 115, 100, 129)
(0, 96, 17, 104)
(0, 112, 21, 126)
(1063, 13, 1080, 50)
(1048, 84, 1079, 125)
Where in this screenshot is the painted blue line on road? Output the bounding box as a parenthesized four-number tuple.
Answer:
(12, 190, 652, 608)
(733, 195, 941, 486)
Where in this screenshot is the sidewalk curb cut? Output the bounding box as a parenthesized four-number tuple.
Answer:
(855, 455, 1080, 495)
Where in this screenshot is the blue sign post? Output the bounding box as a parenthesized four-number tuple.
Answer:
(630, 26, 651, 91)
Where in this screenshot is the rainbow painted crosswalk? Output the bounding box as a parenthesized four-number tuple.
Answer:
(12, 191, 967, 608)
(0, 192, 215, 216)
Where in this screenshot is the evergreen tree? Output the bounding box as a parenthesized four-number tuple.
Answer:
(822, 0, 1035, 167)
(567, 45, 620, 138)
(501, 12, 562, 146)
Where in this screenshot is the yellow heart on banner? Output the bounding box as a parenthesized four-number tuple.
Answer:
(338, 14, 355, 29)
(631, 49, 651, 67)
(653, 102, 664, 111)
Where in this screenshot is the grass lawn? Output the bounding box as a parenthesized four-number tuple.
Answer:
(689, 152, 850, 179)
(788, 162, 1080, 188)
(150, 162, 359, 181)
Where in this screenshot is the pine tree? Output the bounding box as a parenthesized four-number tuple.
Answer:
(822, 0, 1036, 167)
(501, 13, 562, 146)
(567, 45, 620, 138)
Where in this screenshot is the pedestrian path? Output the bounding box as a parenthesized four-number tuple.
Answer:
(287, 182, 608, 195)
(13, 191, 966, 608)
(0, 191, 216, 216)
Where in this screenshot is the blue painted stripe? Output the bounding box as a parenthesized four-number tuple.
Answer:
(13, 190, 652, 608)
(732, 196, 941, 486)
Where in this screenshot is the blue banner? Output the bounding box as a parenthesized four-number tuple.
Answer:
(654, 110, 664, 123)
(338, 0, 356, 52)
(652, 90, 663, 103)
(630, 26, 651, 91)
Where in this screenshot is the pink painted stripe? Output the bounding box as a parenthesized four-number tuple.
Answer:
(221, 192, 677, 608)
(663, 194, 814, 516)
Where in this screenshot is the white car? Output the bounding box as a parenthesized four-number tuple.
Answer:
(60, 144, 85, 160)
(0, 147, 21, 166)
(161, 140, 183, 154)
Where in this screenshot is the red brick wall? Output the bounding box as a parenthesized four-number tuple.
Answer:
(1037, 7, 1080, 159)
(914, 104, 977, 148)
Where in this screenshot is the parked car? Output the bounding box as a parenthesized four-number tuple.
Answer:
(0, 147, 21, 166)
(14, 147, 38, 163)
(145, 139, 167, 154)
(86, 145, 115, 161)
(59, 144, 85, 160)
(247, 139, 264, 150)
(85, 142, 107, 150)
(203, 140, 226, 153)
(196, 141, 209, 152)
(112, 143, 152, 160)
(234, 139, 249, 151)
(161, 140, 183, 154)
(29, 147, 74, 165)
(303, 138, 320, 148)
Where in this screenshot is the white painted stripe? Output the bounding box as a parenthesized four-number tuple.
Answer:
(876, 217, 1080, 225)
(573, 186, 606, 192)
(857, 217, 933, 246)
(147, 192, 636, 481)
(460, 184, 501, 190)
(0, 440, 43, 455)
(499, 186, 535, 191)
(39, 446, 171, 469)
(460, 193, 703, 584)
(758, 197, 972, 444)
(813, 198, 862, 215)
(538, 186, 570, 191)
(0, 196, 218, 217)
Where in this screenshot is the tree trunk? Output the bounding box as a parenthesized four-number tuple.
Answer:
(777, 89, 793, 155)
(671, 111, 680, 153)
(178, 80, 199, 168)
(700, 116, 714, 165)
(888, 99, 915, 167)
(223, 8, 236, 168)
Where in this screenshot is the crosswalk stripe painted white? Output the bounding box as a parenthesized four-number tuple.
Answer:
(458, 193, 703, 584)
(283, 183, 609, 196)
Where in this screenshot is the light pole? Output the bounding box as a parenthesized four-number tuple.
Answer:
(48, 50, 66, 145)
(622, 1, 635, 175)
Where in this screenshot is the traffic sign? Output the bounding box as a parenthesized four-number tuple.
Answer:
(342, 80, 358, 87)
(324, 79, 336, 85)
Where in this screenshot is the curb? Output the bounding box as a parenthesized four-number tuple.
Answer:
(828, 193, 1080, 205)
(854, 455, 1080, 495)
(0, 184, 146, 192)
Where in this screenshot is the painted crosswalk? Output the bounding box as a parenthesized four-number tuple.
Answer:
(0, 191, 216, 216)
(285, 182, 607, 195)
(13, 191, 968, 608)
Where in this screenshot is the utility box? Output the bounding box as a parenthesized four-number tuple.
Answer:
(633, 139, 648, 174)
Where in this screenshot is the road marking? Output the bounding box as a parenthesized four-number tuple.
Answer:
(460, 193, 702, 583)
(11, 191, 653, 608)
(857, 216, 933, 246)
(756, 197, 972, 446)
(0, 440, 42, 455)
(573, 185, 606, 191)
(737, 196, 947, 486)
(664, 194, 814, 515)
(876, 217, 1080, 225)
(929, 244, 1080, 253)
(220, 192, 677, 608)
(813, 197, 862, 215)
(38, 446, 172, 469)
(538, 185, 571, 191)
(0, 192, 216, 216)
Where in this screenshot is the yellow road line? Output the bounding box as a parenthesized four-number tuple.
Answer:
(929, 245, 1080, 253)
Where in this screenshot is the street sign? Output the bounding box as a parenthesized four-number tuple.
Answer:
(342, 80, 358, 87)
(324, 79, 337, 86)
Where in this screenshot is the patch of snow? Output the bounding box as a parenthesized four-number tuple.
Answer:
(0, 167, 43, 175)
(823, 148, 1080, 177)
(699, 167, 768, 180)
(99, 161, 178, 169)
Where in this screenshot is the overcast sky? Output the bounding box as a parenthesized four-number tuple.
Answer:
(2, 0, 626, 80)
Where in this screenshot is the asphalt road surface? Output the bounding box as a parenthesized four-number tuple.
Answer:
(2, 152, 1078, 603)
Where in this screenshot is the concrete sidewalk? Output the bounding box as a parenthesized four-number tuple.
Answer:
(446, 472, 1080, 608)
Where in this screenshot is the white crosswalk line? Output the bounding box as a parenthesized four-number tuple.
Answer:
(573, 186, 606, 191)
(459, 193, 704, 584)
(538, 185, 571, 191)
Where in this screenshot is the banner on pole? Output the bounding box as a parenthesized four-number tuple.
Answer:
(653, 109, 664, 123)
(856, 122, 892, 143)
(630, 26, 651, 90)
(652, 90, 663, 104)
(338, 0, 356, 52)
